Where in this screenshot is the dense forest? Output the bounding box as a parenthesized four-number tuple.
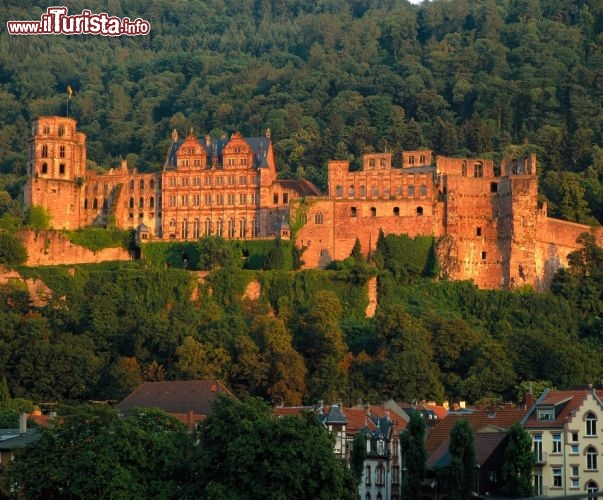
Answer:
(0, 0, 602, 224)
(0, 232, 601, 408)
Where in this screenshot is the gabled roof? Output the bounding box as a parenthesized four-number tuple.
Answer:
(427, 431, 508, 469)
(524, 388, 603, 429)
(116, 380, 234, 418)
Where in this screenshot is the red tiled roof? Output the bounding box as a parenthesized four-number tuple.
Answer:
(524, 388, 603, 429)
(116, 380, 235, 417)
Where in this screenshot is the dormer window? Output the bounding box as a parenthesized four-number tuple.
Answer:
(537, 408, 555, 421)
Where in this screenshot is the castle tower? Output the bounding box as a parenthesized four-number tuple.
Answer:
(25, 116, 87, 229)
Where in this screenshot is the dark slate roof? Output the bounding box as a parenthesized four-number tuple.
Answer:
(322, 404, 348, 425)
(245, 137, 272, 168)
(275, 179, 322, 196)
(0, 428, 41, 450)
(164, 139, 184, 169)
(116, 380, 234, 417)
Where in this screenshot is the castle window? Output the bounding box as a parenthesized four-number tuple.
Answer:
(41, 145, 48, 157)
(58, 124, 64, 136)
(59, 164, 65, 175)
(394, 207, 400, 216)
(474, 162, 483, 178)
(228, 219, 235, 239)
(420, 155, 425, 163)
(205, 194, 212, 206)
(283, 193, 288, 204)
(139, 197, 144, 209)
(336, 185, 343, 197)
(477, 227, 482, 236)
(481, 251, 487, 260)
(371, 207, 377, 217)
(462, 161, 467, 177)
(490, 182, 498, 193)
(380, 158, 386, 167)
(129, 197, 134, 209)
(129, 179, 135, 190)
(408, 156, 415, 165)
(253, 218, 259, 237)
(194, 159, 201, 167)
(360, 185, 366, 197)
(217, 194, 224, 205)
(420, 184, 427, 196)
(43, 126, 50, 134)
(274, 193, 279, 204)
(41, 163, 48, 174)
(204, 218, 212, 236)
(228, 175, 235, 186)
(351, 207, 357, 217)
(240, 158, 247, 166)
(228, 194, 235, 205)
(416, 206, 423, 216)
(193, 194, 200, 206)
(193, 219, 201, 239)
(205, 177, 212, 186)
(216, 218, 223, 236)
(181, 195, 188, 206)
(240, 218, 247, 238)
(140, 180, 144, 189)
(217, 176, 224, 186)
(371, 186, 379, 197)
(150, 197, 155, 208)
(314, 212, 324, 224)
(182, 219, 188, 239)
(84, 199, 88, 209)
(93, 199, 98, 209)
(369, 159, 375, 168)
(349, 185, 355, 196)
(59, 146, 65, 158)
(239, 175, 247, 185)
(408, 184, 415, 196)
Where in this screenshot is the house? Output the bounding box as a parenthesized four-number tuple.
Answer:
(424, 403, 530, 498)
(0, 414, 40, 468)
(524, 386, 603, 497)
(116, 379, 235, 428)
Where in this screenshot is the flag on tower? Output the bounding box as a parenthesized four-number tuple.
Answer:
(67, 85, 73, 99)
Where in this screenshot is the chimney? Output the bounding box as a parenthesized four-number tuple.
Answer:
(19, 413, 27, 434)
(525, 391, 534, 409)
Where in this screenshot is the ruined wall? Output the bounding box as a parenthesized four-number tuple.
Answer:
(22, 230, 131, 267)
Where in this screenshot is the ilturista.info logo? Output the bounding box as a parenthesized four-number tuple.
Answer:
(7, 6, 151, 36)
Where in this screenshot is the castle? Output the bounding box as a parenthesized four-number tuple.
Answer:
(25, 116, 601, 289)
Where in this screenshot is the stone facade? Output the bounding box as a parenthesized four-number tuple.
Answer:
(25, 116, 602, 289)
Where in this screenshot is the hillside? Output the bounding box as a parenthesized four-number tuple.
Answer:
(0, 0, 602, 225)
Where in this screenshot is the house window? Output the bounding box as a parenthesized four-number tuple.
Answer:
(181, 219, 188, 239)
(336, 185, 343, 196)
(586, 481, 599, 496)
(552, 468, 562, 488)
(571, 465, 579, 477)
(41, 163, 48, 174)
(314, 212, 324, 224)
(586, 412, 597, 436)
(227, 194, 235, 205)
(351, 207, 357, 217)
(417, 206, 423, 216)
(393, 207, 400, 216)
(43, 126, 50, 134)
(408, 156, 415, 165)
(587, 446, 598, 470)
(252, 218, 259, 237)
(380, 158, 386, 167)
(205, 195, 212, 206)
(420, 155, 425, 163)
(392, 465, 399, 485)
(193, 195, 200, 206)
(370, 207, 377, 217)
(365, 465, 371, 485)
(239, 175, 247, 185)
(552, 434, 562, 454)
(376, 464, 385, 486)
(59, 164, 65, 175)
(216, 194, 224, 205)
(41, 145, 48, 157)
(537, 408, 555, 421)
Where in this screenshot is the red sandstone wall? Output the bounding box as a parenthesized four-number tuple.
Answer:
(21, 230, 131, 267)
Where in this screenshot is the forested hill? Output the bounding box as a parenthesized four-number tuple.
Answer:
(1, 0, 602, 222)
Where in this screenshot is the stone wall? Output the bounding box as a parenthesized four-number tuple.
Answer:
(21, 230, 131, 267)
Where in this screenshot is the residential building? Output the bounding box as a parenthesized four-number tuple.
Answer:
(524, 386, 603, 497)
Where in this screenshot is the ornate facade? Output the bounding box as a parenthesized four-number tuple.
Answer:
(25, 116, 602, 289)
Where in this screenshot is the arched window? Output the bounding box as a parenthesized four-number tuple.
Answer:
(393, 207, 400, 216)
(41, 163, 48, 174)
(587, 446, 598, 470)
(129, 179, 134, 190)
(216, 218, 223, 236)
(140, 179, 144, 189)
(586, 412, 597, 436)
(204, 218, 212, 236)
(314, 212, 324, 224)
(93, 198, 98, 209)
(586, 481, 599, 498)
(370, 207, 377, 217)
(350, 207, 357, 217)
(474, 162, 483, 177)
(149, 196, 155, 208)
(417, 206, 424, 216)
(139, 197, 144, 209)
(335, 185, 343, 197)
(129, 197, 134, 209)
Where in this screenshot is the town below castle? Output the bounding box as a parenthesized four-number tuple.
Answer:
(25, 116, 602, 289)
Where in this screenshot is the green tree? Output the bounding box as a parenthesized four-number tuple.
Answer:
(447, 419, 476, 500)
(24, 206, 51, 233)
(350, 431, 367, 489)
(0, 232, 27, 265)
(400, 411, 427, 499)
(501, 423, 535, 497)
(0, 375, 10, 408)
(188, 395, 354, 499)
(4, 404, 192, 499)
